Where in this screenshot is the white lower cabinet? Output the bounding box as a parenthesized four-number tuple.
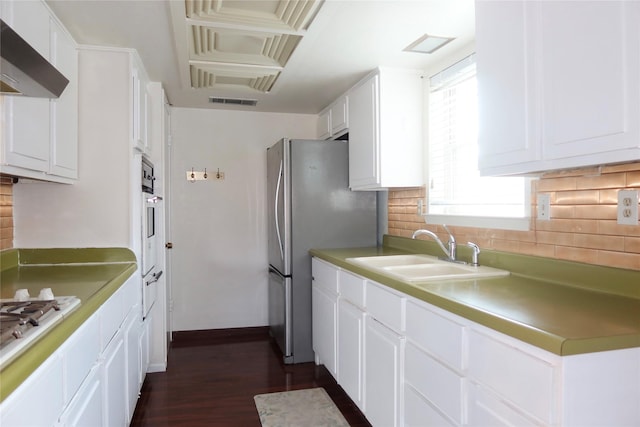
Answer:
(139, 315, 151, 386)
(0, 275, 144, 427)
(404, 383, 455, 427)
(311, 257, 640, 427)
(467, 381, 540, 427)
(0, 353, 64, 427)
(337, 298, 364, 410)
(312, 284, 337, 377)
(404, 342, 464, 426)
(59, 365, 103, 427)
(364, 315, 405, 427)
(468, 329, 557, 425)
(312, 258, 339, 378)
(102, 328, 127, 427)
(124, 310, 142, 422)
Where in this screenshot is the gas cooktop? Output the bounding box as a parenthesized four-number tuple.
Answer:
(0, 292, 80, 367)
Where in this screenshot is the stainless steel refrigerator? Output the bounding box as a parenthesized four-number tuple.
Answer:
(267, 138, 377, 364)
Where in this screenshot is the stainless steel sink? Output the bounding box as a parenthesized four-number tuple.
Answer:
(346, 254, 509, 282)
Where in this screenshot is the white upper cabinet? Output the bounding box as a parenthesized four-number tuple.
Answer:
(49, 16, 79, 179)
(131, 56, 151, 155)
(348, 67, 424, 190)
(330, 96, 349, 136)
(0, 0, 78, 183)
(476, 0, 640, 176)
(317, 95, 348, 140)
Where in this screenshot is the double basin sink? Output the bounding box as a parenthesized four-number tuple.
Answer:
(346, 254, 509, 283)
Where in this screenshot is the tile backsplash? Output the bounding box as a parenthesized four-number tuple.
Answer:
(0, 177, 13, 250)
(389, 162, 640, 271)
(4, 162, 640, 269)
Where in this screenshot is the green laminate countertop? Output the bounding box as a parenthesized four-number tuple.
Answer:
(0, 248, 137, 402)
(310, 236, 640, 356)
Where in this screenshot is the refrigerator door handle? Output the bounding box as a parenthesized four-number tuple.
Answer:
(274, 159, 285, 262)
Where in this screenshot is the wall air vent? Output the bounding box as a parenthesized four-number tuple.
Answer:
(209, 97, 258, 106)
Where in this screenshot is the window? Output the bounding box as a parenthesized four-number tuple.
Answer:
(426, 54, 531, 230)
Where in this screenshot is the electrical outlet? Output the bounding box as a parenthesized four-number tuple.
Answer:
(417, 200, 425, 216)
(617, 190, 639, 225)
(537, 194, 551, 220)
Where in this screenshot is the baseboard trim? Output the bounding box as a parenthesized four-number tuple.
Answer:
(171, 326, 270, 347)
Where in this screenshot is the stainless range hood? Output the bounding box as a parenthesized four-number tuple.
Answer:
(1, 19, 69, 98)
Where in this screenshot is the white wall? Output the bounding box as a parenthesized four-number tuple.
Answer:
(13, 49, 137, 250)
(169, 107, 316, 331)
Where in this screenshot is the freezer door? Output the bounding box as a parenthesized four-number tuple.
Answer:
(268, 267, 292, 361)
(267, 139, 291, 275)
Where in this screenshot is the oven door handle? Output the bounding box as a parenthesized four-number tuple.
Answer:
(146, 270, 163, 285)
(146, 195, 163, 203)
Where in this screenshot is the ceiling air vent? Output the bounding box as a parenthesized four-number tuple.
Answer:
(209, 97, 258, 106)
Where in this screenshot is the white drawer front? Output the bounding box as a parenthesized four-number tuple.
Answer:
(312, 257, 339, 295)
(338, 269, 365, 308)
(468, 382, 541, 427)
(63, 314, 100, 406)
(99, 286, 125, 351)
(405, 342, 465, 425)
(469, 330, 556, 424)
(406, 298, 466, 372)
(405, 383, 456, 427)
(366, 281, 405, 333)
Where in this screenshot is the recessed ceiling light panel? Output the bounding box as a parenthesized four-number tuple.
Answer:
(404, 33, 455, 54)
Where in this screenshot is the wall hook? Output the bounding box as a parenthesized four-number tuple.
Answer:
(203, 168, 208, 179)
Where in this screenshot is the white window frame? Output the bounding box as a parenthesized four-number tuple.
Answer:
(423, 49, 533, 231)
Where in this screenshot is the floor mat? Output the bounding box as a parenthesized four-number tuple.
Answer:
(254, 387, 350, 427)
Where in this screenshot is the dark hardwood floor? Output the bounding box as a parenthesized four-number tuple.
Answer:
(130, 327, 371, 427)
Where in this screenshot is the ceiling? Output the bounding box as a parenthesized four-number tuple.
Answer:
(46, 0, 475, 114)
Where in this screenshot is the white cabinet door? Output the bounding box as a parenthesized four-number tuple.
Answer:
(348, 68, 424, 189)
(348, 74, 379, 189)
(0, 1, 50, 174)
(330, 96, 348, 136)
(317, 109, 332, 140)
(477, 0, 640, 175)
(311, 283, 337, 377)
(364, 316, 404, 427)
(59, 365, 103, 427)
(102, 330, 127, 427)
(0, 353, 64, 427)
(0, 1, 78, 182)
(131, 61, 150, 154)
(538, 1, 640, 163)
(337, 298, 364, 410)
(124, 310, 141, 422)
(49, 16, 78, 179)
(475, 0, 539, 173)
(140, 313, 151, 384)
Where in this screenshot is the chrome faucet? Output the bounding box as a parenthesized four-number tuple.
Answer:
(466, 242, 480, 266)
(412, 224, 457, 262)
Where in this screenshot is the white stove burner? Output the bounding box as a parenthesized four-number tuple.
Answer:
(0, 296, 80, 368)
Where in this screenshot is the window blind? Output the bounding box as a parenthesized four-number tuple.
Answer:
(428, 55, 527, 218)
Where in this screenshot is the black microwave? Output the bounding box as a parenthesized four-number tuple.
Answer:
(141, 157, 154, 194)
